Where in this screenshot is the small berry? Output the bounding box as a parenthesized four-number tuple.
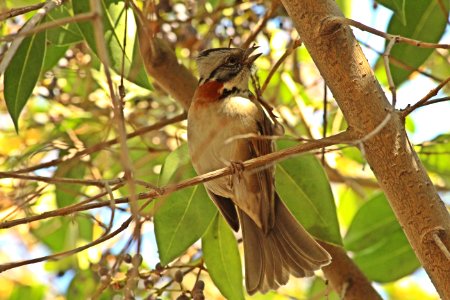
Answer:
(174, 270, 183, 283)
(124, 253, 132, 264)
(132, 254, 143, 266)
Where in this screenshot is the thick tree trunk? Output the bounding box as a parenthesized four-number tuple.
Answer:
(280, 0, 450, 298)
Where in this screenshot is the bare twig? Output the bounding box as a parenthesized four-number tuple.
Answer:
(326, 17, 450, 49)
(0, 2, 45, 21)
(0, 172, 124, 187)
(433, 233, 450, 260)
(89, 0, 139, 224)
(383, 37, 398, 107)
(13, 113, 186, 174)
(0, 0, 65, 75)
(0, 12, 96, 42)
(0, 217, 133, 273)
(241, 0, 280, 48)
(261, 39, 302, 94)
(402, 76, 450, 116)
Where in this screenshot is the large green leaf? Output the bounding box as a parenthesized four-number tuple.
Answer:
(275, 140, 342, 245)
(383, 0, 448, 86)
(4, 28, 46, 131)
(202, 215, 245, 300)
(377, 0, 406, 25)
(72, 0, 152, 90)
(417, 134, 450, 183)
(154, 144, 217, 265)
(46, 5, 84, 46)
(344, 193, 420, 282)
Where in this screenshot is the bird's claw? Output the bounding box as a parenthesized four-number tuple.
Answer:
(229, 161, 245, 182)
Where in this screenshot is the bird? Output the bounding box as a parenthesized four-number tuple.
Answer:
(187, 46, 331, 294)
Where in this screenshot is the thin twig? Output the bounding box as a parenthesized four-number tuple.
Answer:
(13, 113, 186, 174)
(327, 17, 450, 49)
(261, 39, 302, 94)
(0, 217, 133, 273)
(402, 76, 450, 116)
(383, 37, 398, 107)
(433, 233, 450, 260)
(0, 12, 96, 42)
(417, 96, 450, 108)
(241, 0, 279, 49)
(0, 172, 124, 187)
(89, 0, 139, 224)
(0, 0, 65, 75)
(0, 2, 45, 21)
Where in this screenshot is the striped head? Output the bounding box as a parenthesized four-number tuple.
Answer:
(196, 47, 261, 93)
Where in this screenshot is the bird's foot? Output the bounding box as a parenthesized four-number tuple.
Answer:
(229, 160, 245, 182)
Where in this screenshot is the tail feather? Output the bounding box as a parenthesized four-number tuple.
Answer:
(240, 194, 331, 295)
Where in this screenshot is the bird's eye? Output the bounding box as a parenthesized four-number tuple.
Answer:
(226, 56, 239, 65)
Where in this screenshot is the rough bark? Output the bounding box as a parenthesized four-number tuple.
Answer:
(138, 30, 381, 299)
(280, 0, 450, 298)
(320, 242, 382, 300)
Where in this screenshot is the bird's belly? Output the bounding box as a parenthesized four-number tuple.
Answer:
(188, 105, 253, 197)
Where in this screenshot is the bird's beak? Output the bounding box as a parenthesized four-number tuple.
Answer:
(244, 46, 262, 65)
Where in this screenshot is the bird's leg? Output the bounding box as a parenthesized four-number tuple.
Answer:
(229, 160, 245, 182)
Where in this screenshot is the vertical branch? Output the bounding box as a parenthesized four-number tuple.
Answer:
(89, 0, 138, 220)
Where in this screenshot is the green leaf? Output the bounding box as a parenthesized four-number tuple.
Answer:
(377, 0, 406, 25)
(46, 5, 83, 46)
(155, 144, 217, 265)
(344, 193, 420, 282)
(202, 215, 245, 300)
(308, 277, 340, 300)
(275, 140, 342, 245)
(43, 44, 69, 72)
(4, 28, 46, 131)
(384, 0, 448, 86)
(417, 134, 450, 181)
(72, 0, 152, 90)
(9, 285, 46, 300)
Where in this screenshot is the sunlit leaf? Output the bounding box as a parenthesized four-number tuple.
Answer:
(308, 277, 339, 300)
(46, 5, 83, 46)
(384, 0, 448, 86)
(73, 0, 152, 89)
(377, 0, 406, 25)
(154, 144, 217, 265)
(4, 28, 46, 131)
(345, 193, 420, 282)
(336, 0, 353, 17)
(202, 215, 245, 300)
(275, 140, 342, 245)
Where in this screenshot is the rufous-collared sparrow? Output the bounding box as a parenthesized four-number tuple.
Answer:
(187, 46, 331, 294)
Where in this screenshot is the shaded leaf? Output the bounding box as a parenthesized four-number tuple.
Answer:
(417, 134, 450, 182)
(344, 193, 420, 282)
(4, 28, 46, 131)
(384, 0, 448, 86)
(202, 215, 245, 300)
(275, 140, 342, 245)
(43, 44, 69, 72)
(72, 0, 152, 89)
(155, 144, 217, 265)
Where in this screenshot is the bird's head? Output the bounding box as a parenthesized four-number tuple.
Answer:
(196, 46, 261, 92)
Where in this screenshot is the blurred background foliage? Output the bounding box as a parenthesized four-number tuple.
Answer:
(0, 0, 449, 299)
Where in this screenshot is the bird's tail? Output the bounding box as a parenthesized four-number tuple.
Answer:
(239, 193, 331, 294)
